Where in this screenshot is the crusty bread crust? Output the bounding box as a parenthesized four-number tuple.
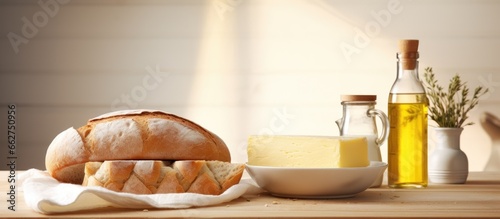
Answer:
(82, 160, 244, 195)
(45, 110, 231, 184)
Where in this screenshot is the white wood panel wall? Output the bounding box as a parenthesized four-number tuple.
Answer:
(1, 0, 499, 171)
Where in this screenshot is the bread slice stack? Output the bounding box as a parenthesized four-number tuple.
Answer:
(83, 160, 244, 195)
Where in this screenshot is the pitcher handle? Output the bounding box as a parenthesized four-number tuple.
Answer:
(368, 109, 389, 146)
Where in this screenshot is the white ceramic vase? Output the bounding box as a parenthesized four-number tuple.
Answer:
(428, 127, 468, 184)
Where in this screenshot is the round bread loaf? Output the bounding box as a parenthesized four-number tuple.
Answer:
(45, 109, 230, 184)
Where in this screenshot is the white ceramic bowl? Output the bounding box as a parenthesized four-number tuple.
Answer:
(246, 161, 387, 198)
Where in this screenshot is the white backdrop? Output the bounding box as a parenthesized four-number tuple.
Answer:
(1, 0, 499, 171)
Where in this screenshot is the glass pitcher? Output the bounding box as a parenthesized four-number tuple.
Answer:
(336, 95, 389, 187)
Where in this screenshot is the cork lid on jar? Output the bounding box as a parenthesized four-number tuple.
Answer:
(340, 95, 377, 102)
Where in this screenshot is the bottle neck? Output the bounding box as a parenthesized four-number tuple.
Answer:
(397, 61, 420, 81)
(390, 52, 425, 94)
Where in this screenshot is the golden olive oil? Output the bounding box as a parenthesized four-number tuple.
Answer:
(388, 93, 428, 188)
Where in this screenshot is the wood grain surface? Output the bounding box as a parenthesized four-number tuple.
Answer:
(2, 171, 499, 218)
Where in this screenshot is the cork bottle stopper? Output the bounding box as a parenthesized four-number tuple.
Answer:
(399, 39, 419, 53)
(398, 39, 419, 70)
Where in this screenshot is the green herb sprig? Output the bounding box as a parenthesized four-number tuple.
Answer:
(422, 67, 489, 128)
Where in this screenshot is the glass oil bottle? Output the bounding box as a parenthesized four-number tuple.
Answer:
(388, 39, 428, 188)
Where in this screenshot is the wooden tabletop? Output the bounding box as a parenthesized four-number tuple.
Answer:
(2, 171, 500, 218)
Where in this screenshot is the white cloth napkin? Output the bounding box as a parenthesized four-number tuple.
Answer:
(19, 169, 263, 214)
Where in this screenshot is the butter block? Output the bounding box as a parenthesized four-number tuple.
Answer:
(247, 135, 369, 168)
